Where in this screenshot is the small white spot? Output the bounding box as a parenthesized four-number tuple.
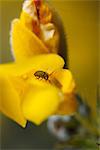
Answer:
(40, 23, 55, 41)
(23, 0, 38, 21)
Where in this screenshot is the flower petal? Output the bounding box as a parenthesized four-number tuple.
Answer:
(51, 69, 75, 93)
(50, 69, 77, 115)
(22, 84, 63, 125)
(20, 11, 36, 32)
(20, 11, 40, 36)
(20, 0, 59, 54)
(56, 93, 78, 115)
(0, 54, 64, 76)
(0, 73, 27, 127)
(11, 19, 48, 61)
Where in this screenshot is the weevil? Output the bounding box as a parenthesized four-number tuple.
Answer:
(34, 70, 62, 88)
(34, 70, 49, 80)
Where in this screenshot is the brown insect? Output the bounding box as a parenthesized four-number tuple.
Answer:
(34, 70, 62, 88)
(34, 70, 49, 80)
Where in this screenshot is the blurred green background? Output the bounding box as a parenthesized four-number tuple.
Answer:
(0, 0, 99, 149)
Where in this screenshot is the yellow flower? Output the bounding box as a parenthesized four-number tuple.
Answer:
(0, 54, 77, 127)
(10, 0, 59, 61)
(0, 0, 77, 128)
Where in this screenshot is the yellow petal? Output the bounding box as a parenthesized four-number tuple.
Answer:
(20, 11, 36, 32)
(22, 84, 63, 125)
(20, 3, 59, 54)
(56, 93, 78, 115)
(20, 11, 40, 36)
(0, 54, 64, 76)
(11, 19, 48, 61)
(51, 69, 75, 93)
(0, 73, 27, 127)
(50, 69, 77, 115)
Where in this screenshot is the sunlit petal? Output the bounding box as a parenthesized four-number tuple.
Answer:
(22, 84, 63, 125)
(11, 19, 48, 61)
(0, 54, 64, 76)
(51, 69, 75, 93)
(0, 73, 27, 127)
